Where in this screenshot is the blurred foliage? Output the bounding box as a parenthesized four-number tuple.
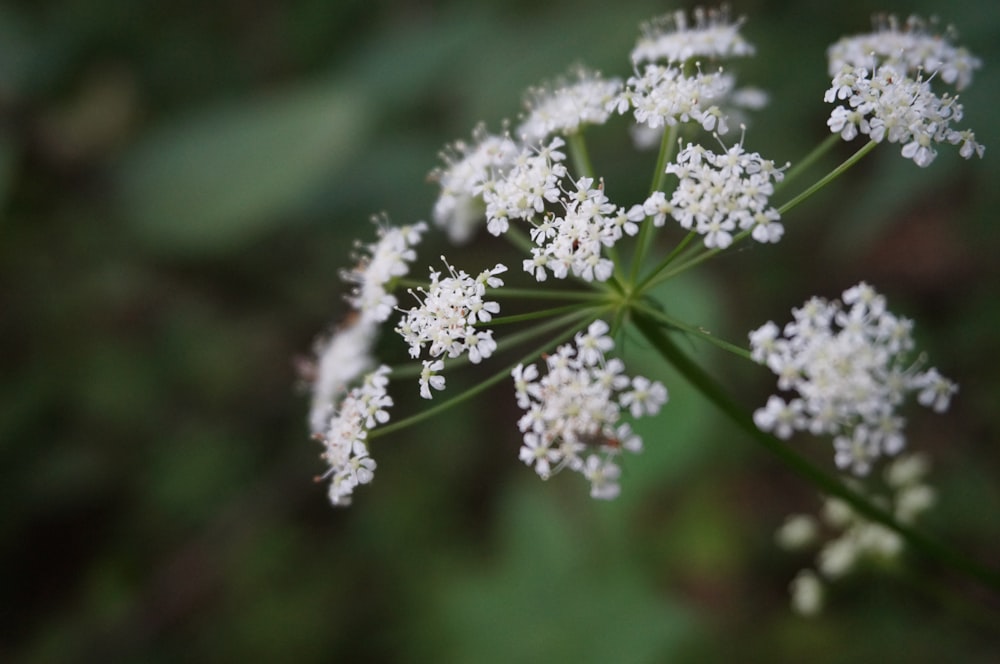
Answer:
(2, 0, 999, 662)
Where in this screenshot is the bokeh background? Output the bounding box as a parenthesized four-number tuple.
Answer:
(2, 0, 999, 661)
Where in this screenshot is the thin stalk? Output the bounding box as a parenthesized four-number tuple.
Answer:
(632, 301, 751, 360)
(630, 125, 680, 286)
(634, 230, 698, 292)
(490, 301, 603, 326)
(568, 132, 595, 179)
(631, 312, 1000, 595)
(777, 139, 878, 215)
(494, 287, 605, 301)
(777, 133, 840, 193)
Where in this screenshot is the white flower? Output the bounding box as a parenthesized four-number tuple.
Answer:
(612, 64, 736, 134)
(307, 317, 375, 435)
(750, 283, 956, 475)
(396, 258, 505, 385)
(419, 359, 446, 399)
(827, 14, 981, 91)
(663, 140, 785, 247)
(631, 7, 755, 65)
(776, 514, 819, 551)
(511, 320, 667, 499)
(482, 137, 567, 236)
(823, 36, 983, 166)
(431, 127, 521, 244)
(518, 67, 623, 144)
(790, 570, 824, 616)
(319, 365, 393, 506)
(620, 376, 669, 418)
(582, 454, 622, 500)
(342, 217, 428, 325)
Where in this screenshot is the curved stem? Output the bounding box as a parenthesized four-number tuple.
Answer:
(777, 139, 878, 215)
(631, 312, 1000, 596)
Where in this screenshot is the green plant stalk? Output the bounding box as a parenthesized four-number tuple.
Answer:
(568, 132, 595, 179)
(631, 311, 1000, 595)
(630, 125, 680, 285)
(777, 139, 878, 215)
(777, 133, 841, 193)
(490, 301, 604, 326)
(632, 301, 751, 360)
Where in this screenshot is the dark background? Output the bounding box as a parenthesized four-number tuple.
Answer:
(2, 0, 999, 661)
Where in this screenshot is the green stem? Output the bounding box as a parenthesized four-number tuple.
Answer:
(777, 133, 840, 192)
(634, 230, 698, 292)
(494, 287, 604, 301)
(568, 132, 595, 179)
(632, 302, 751, 360)
(777, 139, 878, 215)
(631, 312, 1000, 596)
(490, 301, 603, 326)
(628, 125, 682, 286)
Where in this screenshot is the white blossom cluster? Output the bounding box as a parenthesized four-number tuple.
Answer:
(827, 14, 981, 91)
(653, 140, 786, 248)
(308, 317, 375, 435)
(512, 320, 668, 499)
(309, 218, 427, 435)
(631, 6, 755, 64)
(478, 137, 645, 283)
(342, 218, 428, 326)
(522, 176, 643, 282)
(432, 7, 768, 248)
(750, 282, 957, 475)
(518, 68, 623, 145)
(824, 16, 983, 167)
(318, 365, 393, 506)
(396, 259, 507, 397)
(431, 127, 520, 244)
(482, 137, 567, 237)
(825, 64, 983, 167)
(612, 65, 735, 135)
(777, 453, 936, 615)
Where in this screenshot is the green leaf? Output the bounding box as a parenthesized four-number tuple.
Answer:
(116, 82, 370, 254)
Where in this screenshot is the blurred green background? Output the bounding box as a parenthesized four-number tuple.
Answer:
(2, 0, 999, 661)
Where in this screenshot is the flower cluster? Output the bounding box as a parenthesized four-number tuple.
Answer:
(318, 365, 393, 506)
(518, 67, 622, 145)
(824, 16, 983, 166)
(431, 128, 520, 244)
(750, 282, 957, 475)
(654, 139, 785, 248)
(512, 320, 668, 499)
(482, 137, 567, 237)
(777, 453, 936, 615)
(309, 218, 426, 434)
(827, 14, 980, 90)
(613, 65, 735, 135)
(396, 259, 507, 397)
(631, 7, 755, 64)
(342, 218, 428, 326)
(308, 316, 374, 435)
